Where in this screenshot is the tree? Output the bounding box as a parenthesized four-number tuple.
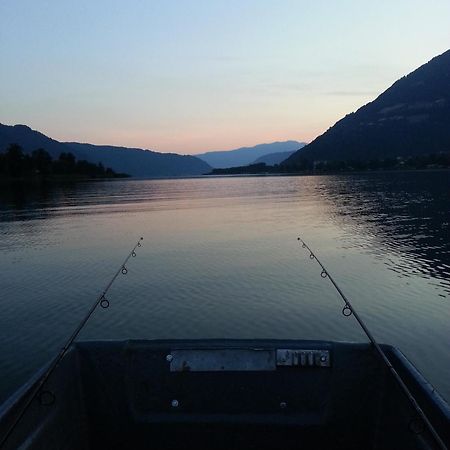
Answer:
(32, 148, 52, 175)
(4, 144, 25, 177)
(56, 152, 76, 174)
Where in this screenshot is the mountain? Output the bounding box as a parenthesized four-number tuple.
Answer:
(65, 143, 210, 178)
(285, 49, 450, 166)
(253, 150, 296, 165)
(0, 124, 211, 177)
(0, 124, 86, 160)
(196, 141, 305, 168)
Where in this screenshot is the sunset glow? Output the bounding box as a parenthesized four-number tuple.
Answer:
(1, 0, 449, 154)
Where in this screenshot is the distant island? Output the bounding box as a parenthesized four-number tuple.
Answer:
(0, 144, 128, 181)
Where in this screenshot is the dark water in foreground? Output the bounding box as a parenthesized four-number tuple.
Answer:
(0, 171, 449, 403)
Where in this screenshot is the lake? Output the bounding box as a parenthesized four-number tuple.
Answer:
(0, 171, 449, 404)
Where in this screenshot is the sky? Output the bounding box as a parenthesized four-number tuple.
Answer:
(1, 1, 449, 154)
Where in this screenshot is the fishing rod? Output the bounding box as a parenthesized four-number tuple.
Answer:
(0, 237, 144, 448)
(297, 236, 447, 450)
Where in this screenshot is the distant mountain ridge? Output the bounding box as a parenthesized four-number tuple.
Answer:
(197, 141, 305, 168)
(285, 49, 450, 166)
(0, 124, 210, 177)
(253, 150, 295, 165)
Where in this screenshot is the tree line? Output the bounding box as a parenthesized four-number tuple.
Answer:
(0, 144, 128, 179)
(305, 152, 450, 173)
(209, 152, 450, 175)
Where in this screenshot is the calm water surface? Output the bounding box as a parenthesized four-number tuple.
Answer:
(0, 172, 449, 403)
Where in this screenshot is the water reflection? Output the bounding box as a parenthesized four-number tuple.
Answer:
(1, 174, 448, 295)
(316, 171, 450, 295)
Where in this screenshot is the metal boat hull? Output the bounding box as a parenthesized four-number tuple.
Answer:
(1, 340, 449, 449)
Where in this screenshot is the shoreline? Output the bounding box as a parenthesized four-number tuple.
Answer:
(203, 167, 450, 178)
(0, 174, 129, 184)
(2, 167, 448, 184)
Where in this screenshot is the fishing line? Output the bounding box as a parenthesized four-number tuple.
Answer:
(297, 236, 447, 450)
(0, 237, 144, 448)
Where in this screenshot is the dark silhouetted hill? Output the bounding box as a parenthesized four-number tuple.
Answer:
(197, 141, 305, 168)
(0, 124, 86, 159)
(65, 143, 210, 177)
(0, 124, 211, 177)
(284, 49, 450, 166)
